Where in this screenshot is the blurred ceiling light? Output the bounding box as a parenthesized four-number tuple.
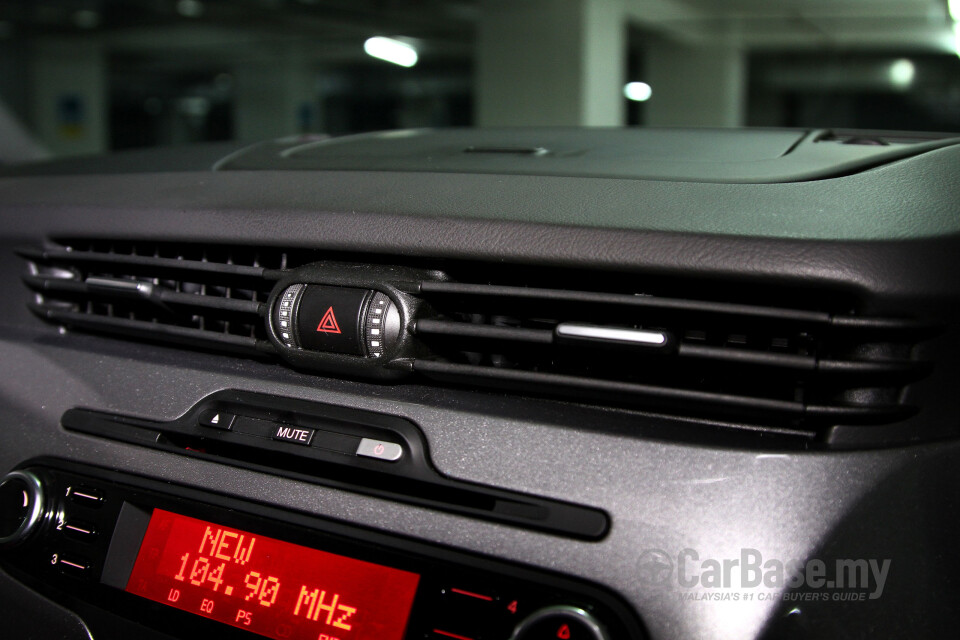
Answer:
(955, 22, 960, 58)
(949, 0, 960, 22)
(178, 96, 210, 117)
(364, 37, 418, 68)
(72, 9, 100, 29)
(888, 59, 915, 88)
(623, 82, 653, 102)
(176, 0, 205, 18)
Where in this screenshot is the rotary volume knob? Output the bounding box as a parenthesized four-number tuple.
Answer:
(0, 471, 46, 548)
(511, 606, 609, 640)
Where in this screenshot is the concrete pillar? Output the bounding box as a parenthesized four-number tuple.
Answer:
(644, 40, 746, 127)
(476, 0, 626, 127)
(30, 38, 107, 156)
(233, 46, 319, 143)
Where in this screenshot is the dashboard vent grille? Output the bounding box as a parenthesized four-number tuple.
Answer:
(19, 241, 290, 357)
(410, 281, 938, 428)
(19, 242, 941, 432)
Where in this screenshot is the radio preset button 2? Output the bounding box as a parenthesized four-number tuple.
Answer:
(63, 520, 98, 542)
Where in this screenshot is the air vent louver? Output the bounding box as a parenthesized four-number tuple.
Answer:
(19, 241, 292, 357)
(410, 281, 938, 428)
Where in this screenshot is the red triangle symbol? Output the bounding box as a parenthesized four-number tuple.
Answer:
(556, 624, 571, 640)
(316, 307, 342, 334)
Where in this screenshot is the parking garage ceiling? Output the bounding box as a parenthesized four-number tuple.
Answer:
(0, 0, 955, 58)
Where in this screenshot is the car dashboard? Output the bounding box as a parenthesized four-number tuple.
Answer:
(1, 127, 959, 640)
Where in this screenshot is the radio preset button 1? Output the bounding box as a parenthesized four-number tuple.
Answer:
(67, 486, 104, 507)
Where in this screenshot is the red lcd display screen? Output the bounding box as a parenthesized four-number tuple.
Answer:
(125, 509, 420, 640)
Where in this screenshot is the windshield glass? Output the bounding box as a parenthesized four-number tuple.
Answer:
(1, 0, 958, 161)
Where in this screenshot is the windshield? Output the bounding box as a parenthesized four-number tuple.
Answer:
(1, 0, 958, 161)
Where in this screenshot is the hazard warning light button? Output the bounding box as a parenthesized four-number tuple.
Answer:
(272, 283, 402, 358)
(295, 285, 369, 355)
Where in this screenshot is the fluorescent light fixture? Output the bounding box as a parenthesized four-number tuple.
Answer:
(72, 9, 100, 29)
(176, 0, 204, 18)
(950, 0, 960, 22)
(364, 37, 418, 67)
(888, 59, 915, 88)
(623, 82, 652, 102)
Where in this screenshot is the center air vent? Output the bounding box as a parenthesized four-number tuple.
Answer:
(19, 241, 941, 438)
(408, 281, 939, 429)
(19, 241, 296, 357)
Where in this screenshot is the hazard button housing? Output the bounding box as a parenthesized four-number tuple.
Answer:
(271, 283, 402, 358)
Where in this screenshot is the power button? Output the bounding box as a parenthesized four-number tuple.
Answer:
(511, 606, 608, 640)
(356, 438, 403, 462)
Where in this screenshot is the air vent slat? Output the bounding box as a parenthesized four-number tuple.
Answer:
(24, 274, 263, 316)
(414, 318, 553, 344)
(419, 281, 831, 324)
(816, 358, 931, 380)
(29, 304, 270, 357)
(804, 403, 916, 422)
(412, 360, 913, 426)
(828, 315, 940, 339)
(159, 290, 262, 315)
(413, 359, 806, 415)
(676, 343, 814, 370)
(18, 246, 274, 281)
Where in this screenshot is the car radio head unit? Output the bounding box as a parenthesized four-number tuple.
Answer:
(0, 460, 645, 640)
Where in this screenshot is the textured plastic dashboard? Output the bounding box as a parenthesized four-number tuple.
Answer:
(1, 128, 959, 640)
